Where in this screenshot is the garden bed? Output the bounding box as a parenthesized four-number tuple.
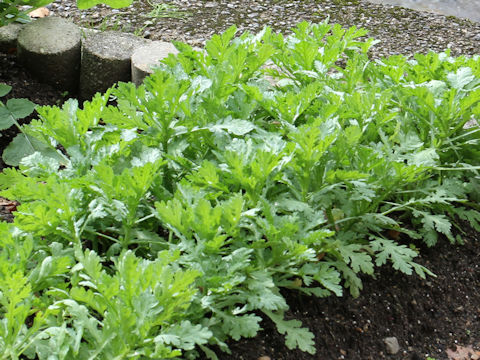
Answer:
(2, 40, 480, 360)
(1, 2, 480, 359)
(0, 54, 480, 360)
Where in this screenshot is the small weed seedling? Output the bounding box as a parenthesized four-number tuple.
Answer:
(146, 0, 190, 19)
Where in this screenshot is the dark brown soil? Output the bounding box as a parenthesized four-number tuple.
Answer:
(210, 228, 480, 360)
(1, 51, 480, 360)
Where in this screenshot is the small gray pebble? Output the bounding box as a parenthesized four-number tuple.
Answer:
(384, 337, 400, 355)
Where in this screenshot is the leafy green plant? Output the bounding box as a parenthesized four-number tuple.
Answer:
(0, 83, 37, 166)
(0, 221, 72, 359)
(0, 20, 479, 358)
(29, 248, 208, 359)
(0, 83, 64, 167)
(0, 85, 36, 125)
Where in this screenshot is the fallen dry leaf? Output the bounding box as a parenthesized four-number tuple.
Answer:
(446, 345, 480, 360)
(386, 229, 401, 240)
(0, 197, 19, 213)
(29, 7, 50, 18)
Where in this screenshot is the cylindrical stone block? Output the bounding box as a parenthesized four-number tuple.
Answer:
(80, 31, 148, 101)
(17, 17, 81, 92)
(131, 41, 179, 86)
(0, 23, 23, 53)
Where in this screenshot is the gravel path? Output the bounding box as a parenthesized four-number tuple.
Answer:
(367, 0, 480, 23)
(44, 0, 480, 58)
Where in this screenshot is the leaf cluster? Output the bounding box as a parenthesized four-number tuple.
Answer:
(0, 83, 37, 166)
(0, 21, 479, 358)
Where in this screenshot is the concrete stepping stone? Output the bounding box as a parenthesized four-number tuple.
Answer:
(80, 31, 148, 100)
(131, 41, 179, 86)
(0, 23, 23, 53)
(17, 17, 81, 92)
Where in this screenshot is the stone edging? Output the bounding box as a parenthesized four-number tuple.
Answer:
(0, 17, 179, 101)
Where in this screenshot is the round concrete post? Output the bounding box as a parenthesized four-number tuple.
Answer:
(131, 41, 179, 86)
(80, 31, 148, 101)
(17, 17, 81, 92)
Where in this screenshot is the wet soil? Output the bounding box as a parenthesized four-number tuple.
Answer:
(1, 48, 480, 360)
(210, 228, 480, 360)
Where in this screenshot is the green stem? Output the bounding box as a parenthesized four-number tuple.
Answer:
(135, 213, 156, 224)
(87, 230, 119, 243)
(433, 166, 480, 171)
